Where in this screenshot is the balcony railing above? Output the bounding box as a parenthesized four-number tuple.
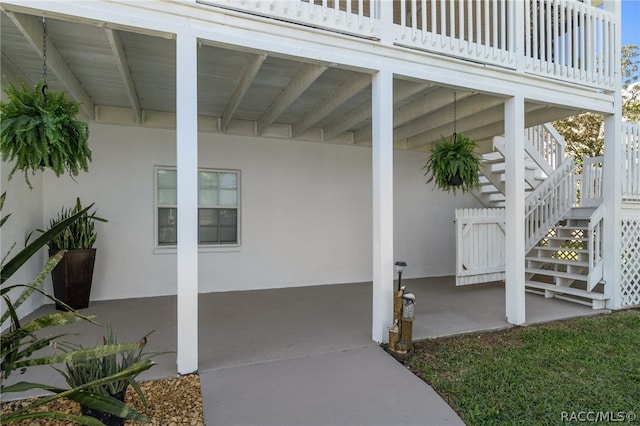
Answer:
(200, 0, 617, 91)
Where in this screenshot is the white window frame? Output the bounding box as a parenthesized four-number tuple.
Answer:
(154, 166, 241, 253)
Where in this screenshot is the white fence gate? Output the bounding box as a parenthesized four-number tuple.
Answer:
(455, 208, 506, 286)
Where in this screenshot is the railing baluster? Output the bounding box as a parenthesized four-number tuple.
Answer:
(412, 0, 418, 41)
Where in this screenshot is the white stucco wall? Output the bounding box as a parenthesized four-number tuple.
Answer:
(42, 123, 480, 301)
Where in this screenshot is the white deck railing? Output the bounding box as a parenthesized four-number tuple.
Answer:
(524, 156, 576, 252)
(199, 0, 616, 90)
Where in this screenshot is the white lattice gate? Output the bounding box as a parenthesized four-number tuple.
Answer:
(621, 212, 640, 307)
(455, 208, 506, 286)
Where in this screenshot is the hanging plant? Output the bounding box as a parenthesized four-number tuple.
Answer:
(423, 133, 481, 195)
(0, 80, 91, 188)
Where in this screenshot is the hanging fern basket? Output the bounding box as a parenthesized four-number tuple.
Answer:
(0, 81, 91, 188)
(423, 133, 481, 195)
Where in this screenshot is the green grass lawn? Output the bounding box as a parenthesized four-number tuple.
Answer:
(408, 310, 640, 425)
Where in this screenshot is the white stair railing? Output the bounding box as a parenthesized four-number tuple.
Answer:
(526, 123, 565, 171)
(525, 157, 576, 252)
(587, 204, 605, 291)
(581, 156, 604, 207)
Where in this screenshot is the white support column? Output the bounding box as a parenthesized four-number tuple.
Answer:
(504, 95, 526, 325)
(371, 69, 394, 343)
(176, 32, 199, 375)
(603, 0, 622, 309)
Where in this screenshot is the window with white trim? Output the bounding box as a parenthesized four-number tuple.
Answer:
(155, 167, 240, 247)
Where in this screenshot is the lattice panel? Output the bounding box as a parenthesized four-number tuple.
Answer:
(621, 218, 640, 307)
(538, 227, 585, 262)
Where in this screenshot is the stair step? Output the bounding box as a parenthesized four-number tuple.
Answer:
(525, 281, 608, 300)
(525, 267, 587, 281)
(525, 256, 589, 267)
(565, 208, 597, 220)
(532, 246, 589, 254)
(557, 224, 588, 230)
(544, 236, 588, 242)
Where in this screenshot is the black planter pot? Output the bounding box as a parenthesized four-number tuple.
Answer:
(447, 174, 463, 186)
(81, 390, 126, 426)
(50, 248, 96, 310)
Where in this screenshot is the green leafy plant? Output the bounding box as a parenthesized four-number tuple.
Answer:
(0, 193, 152, 425)
(46, 198, 107, 250)
(0, 80, 91, 189)
(55, 325, 158, 425)
(423, 133, 481, 194)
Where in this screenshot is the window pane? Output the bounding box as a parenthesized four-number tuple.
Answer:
(158, 188, 177, 205)
(199, 171, 218, 189)
(219, 173, 237, 189)
(157, 169, 177, 188)
(199, 209, 218, 244)
(158, 208, 177, 245)
(219, 189, 237, 206)
(219, 209, 237, 226)
(199, 188, 218, 207)
(219, 226, 237, 243)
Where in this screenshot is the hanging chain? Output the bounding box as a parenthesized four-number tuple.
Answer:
(42, 16, 48, 105)
(453, 90, 457, 142)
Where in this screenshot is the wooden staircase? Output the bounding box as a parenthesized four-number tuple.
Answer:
(460, 124, 608, 309)
(524, 207, 607, 309)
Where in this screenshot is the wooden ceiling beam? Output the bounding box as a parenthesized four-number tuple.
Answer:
(257, 63, 327, 135)
(7, 12, 95, 119)
(322, 80, 432, 141)
(292, 73, 371, 138)
(105, 28, 141, 123)
(221, 53, 267, 132)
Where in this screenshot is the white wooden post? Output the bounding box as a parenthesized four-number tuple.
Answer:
(176, 32, 199, 375)
(603, 0, 622, 309)
(377, 0, 394, 45)
(504, 95, 526, 325)
(371, 69, 394, 343)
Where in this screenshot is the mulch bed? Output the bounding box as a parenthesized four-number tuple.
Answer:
(0, 374, 204, 425)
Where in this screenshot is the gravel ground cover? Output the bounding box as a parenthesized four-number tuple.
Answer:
(1, 374, 204, 425)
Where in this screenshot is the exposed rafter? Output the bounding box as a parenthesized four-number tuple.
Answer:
(6, 12, 95, 119)
(105, 28, 141, 123)
(406, 103, 551, 150)
(222, 53, 267, 132)
(322, 80, 432, 141)
(390, 92, 502, 144)
(292, 73, 371, 138)
(353, 87, 468, 144)
(1, 51, 32, 86)
(257, 63, 327, 135)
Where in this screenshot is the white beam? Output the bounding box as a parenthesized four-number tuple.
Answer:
(371, 69, 394, 343)
(105, 28, 141, 123)
(292, 73, 371, 138)
(256, 63, 327, 135)
(176, 31, 198, 375)
(221, 53, 267, 132)
(603, 0, 622, 309)
(6, 12, 95, 119)
(323, 80, 431, 141)
(393, 90, 482, 141)
(504, 95, 526, 325)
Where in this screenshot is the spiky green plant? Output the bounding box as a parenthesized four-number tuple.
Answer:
(47, 198, 107, 250)
(56, 325, 159, 406)
(0, 80, 91, 189)
(423, 133, 481, 194)
(0, 193, 151, 425)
